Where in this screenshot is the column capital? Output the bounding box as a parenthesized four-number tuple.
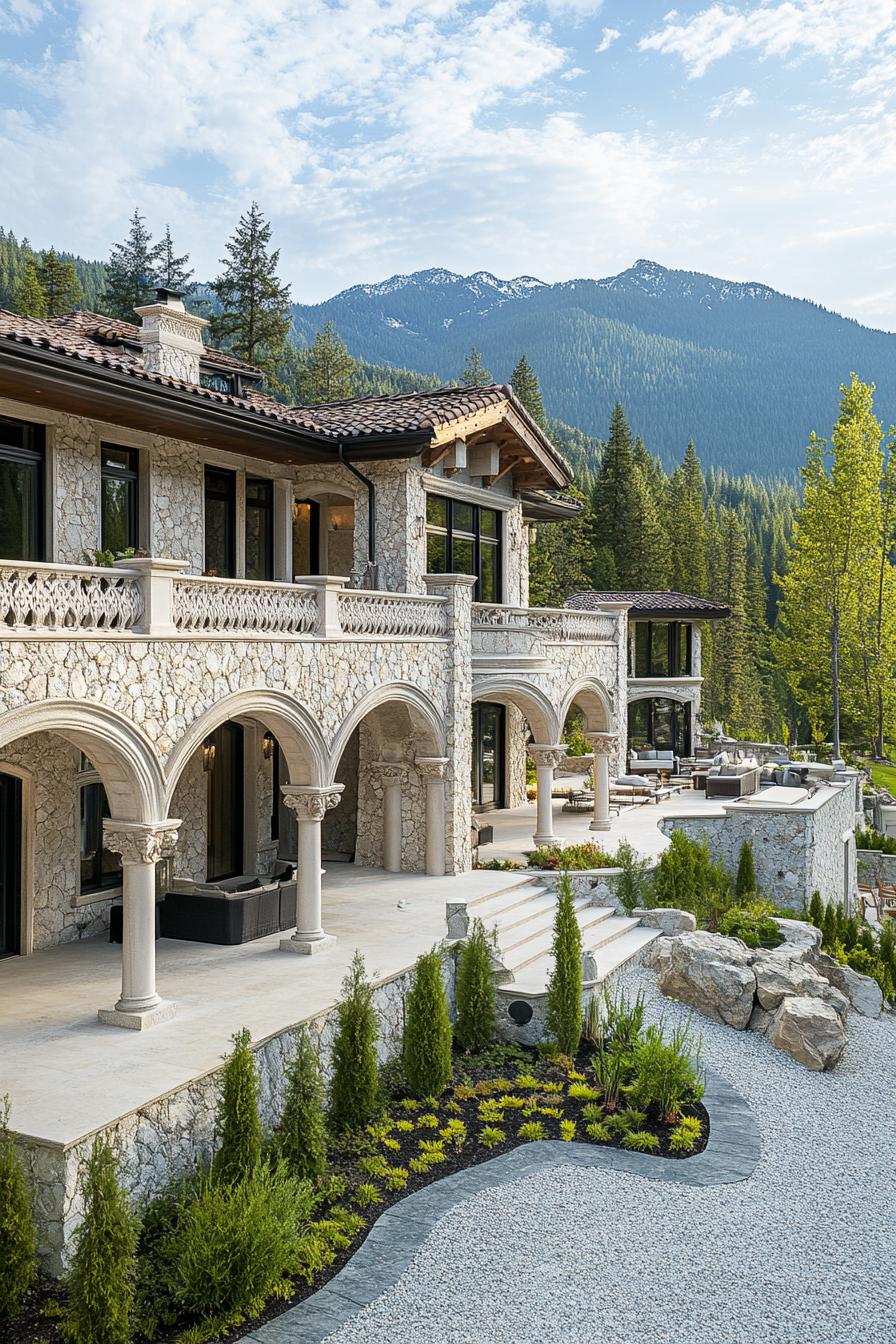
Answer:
(374, 761, 407, 785)
(281, 784, 345, 821)
(585, 732, 619, 757)
(529, 743, 567, 770)
(415, 756, 449, 781)
(103, 819, 181, 865)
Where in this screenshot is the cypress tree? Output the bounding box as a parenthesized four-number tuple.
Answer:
(13, 260, 46, 318)
(454, 918, 497, 1053)
(214, 1027, 262, 1185)
(65, 1140, 138, 1344)
(102, 209, 160, 320)
(300, 322, 356, 402)
(821, 902, 837, 949)
(460, 346, 492, 387)
(210, 202, 292, 378)
(808, 890, 824, 927)
(545, 873, 583, 1057)
(329, 951, 380, 1131)
(510, 354, 546, 428)
(0, 1096, 36, 1320)
(403, 947, 453, 1098)
(735, 841, 757, 900)
(277, 1028, 327, 1182)
(36, 247, 82, 315)
(153, 224, 194, 293)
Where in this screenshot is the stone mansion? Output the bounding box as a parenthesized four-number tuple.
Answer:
(0, 291, 720, 1030)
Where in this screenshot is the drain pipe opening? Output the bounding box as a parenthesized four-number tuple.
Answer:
(338, 441, 378, 589)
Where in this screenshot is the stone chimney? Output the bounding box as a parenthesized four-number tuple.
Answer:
(134, 288, 209, 384)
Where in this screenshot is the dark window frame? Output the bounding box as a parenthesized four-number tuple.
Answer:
(425, 494, 502, 602)
(293, 498, 322, 577)
(471, 701, 506, 810)
(631, 621, 693, 678)
(206, 722, 245, 881)
(0, 416, 45, 562)
(245, 476, 275, 581)
(204, 466, 237, 577)
(79, 780, 122, 895)
(100, 444, 140, 554)
(627, 696, 692, 759)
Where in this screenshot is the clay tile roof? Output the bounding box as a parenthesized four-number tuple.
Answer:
(566, 590, 731, 619)
(288, 383, 510, 438)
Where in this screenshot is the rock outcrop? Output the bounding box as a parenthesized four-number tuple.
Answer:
(768, 996, 848, 1071)
(657, 932, 756, 1030)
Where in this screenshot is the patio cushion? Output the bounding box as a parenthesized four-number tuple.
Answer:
(617, 773, 652, 787)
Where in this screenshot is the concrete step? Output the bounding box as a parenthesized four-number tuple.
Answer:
(460, 878, 547, 925)
(508, 924, 661, 995)
(500, 904, 621, 974)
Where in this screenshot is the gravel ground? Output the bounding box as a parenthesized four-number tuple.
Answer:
(322, 969, 896, 1344)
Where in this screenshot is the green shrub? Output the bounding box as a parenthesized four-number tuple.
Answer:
(621, 1130, 660, 1153)
(735, 841, 757, 899)
(478, 1125, 505, 1149)
(404, 948, 453, 1099)
(517, 1121, 546, 1141)
(669, 1115, 702, 1153)
(821, 903, 837, 949)
(651, 830, 733, 930)
(352, 1183, 381, 1206)
(855, 826, 896, 855)
(719, 900, 782, 949)
(601, 986, 646, 1054)
(214, 1027, 262, 1186)
(585, 1121, 610, 1142)
(526, 843, 614, 871)
(161, 1163, 313, 1319)
(559, 1120, 576, 1141)
(627, 1022, 704, 1123)
(277, 1029, 327, 1183)
(563, 711, 590, 758)
(808, 890, 824, 927)
(329, 951, 380, 1132)
(567, 1082, 600, 1102)
(0, 1096, 36, 1320)
(845, 945, 892, 997)
(65, 1140, 138, 1344)
(614, 839, 652, 915)
(545, 873, 582, 1056)
(591, 1047, 631, 1112)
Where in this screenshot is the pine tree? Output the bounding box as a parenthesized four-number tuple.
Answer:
(65, 1140, 138, 1344)
(329, 951, 379, 1131)
(510, 354, 546, 428)
(403, 947, 453, 1099)
(210, 202, 291, 379)
(668, 442, 708, 596)
(527, 484, 598, 606)
(545, 873, 583, 1057)
(454, 918, 497, 1053)
(460, 346, 492, 387)
(592, 402, 639, 586)
(0, 1096, 36, 1320)
(214, 1027, 262, 1185)
(36, 247, 82, 316)
(277, 1029, 327, 1182)
(153, 224, 194, 293)
(102, 209, 160, 320)
(300, 322, 356, 402)
(13, 260, 46, 318)
(735, 841, 757, 900)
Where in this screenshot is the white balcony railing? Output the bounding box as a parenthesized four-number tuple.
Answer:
(338, 589, 449, 638)
(472, 602, 618, 643)
(0, 561, 144, 631)
(172, 576, 319, 635)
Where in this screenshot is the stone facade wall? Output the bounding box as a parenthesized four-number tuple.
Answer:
(17, 956, 455, 1274)
(150, 437, 205, 571)
(170, 749, 206, 880)
(51, 416, 100, 564)
(505, 704, 529, 808)
(660, 785, 857, 908)
(856, 849, 896, 885)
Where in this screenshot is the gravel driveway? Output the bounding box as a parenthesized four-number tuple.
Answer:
(317, 969, 896, 1344)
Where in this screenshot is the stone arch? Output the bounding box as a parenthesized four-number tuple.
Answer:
(627, 686, 692, 705)
(0, 700, 164, 822)
(472, 678, 559, 744)
(327, 682, 446, 775)
(560, 678, 614, 735)
(163, 689, 328, 808)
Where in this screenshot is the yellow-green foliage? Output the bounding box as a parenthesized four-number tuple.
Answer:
(399, 1099, 420, 1112)
(517, 1121, 546, 1141)
(479, 1126, 505, 1149)
(416, 1113, 439, 1130)
(395, 1119, 415, 1133)
(352, 1183, 381, 1207)
(559, 1120, 576, 1141)
(538, 1106, 562, 1119)
(440, 1119, 467, 1148)
(669, 1115, 703, 1153)
(567, 1083, 600, 1102)
(514, 1073, 540, 1089)
(0, 1096, 36, 1320)
(382, 1167, 409, 1191)
(293, 1209, 365, 1283)
(585, 1121, 610, 1142)
(621, 1130, 660, 1153)
(581, 1103, 605, 1123)
(495, 1095, 526, 1110)
(359, 1155, 390, 1178)
(540, 1081, 564, 1094)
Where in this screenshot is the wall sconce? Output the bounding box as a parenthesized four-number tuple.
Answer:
(202, 737, 217, 772)
(262, 731, 275, 760)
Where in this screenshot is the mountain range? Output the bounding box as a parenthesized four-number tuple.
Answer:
(290, 260, 896, 477)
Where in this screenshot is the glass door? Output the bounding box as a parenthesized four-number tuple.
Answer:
(0, 772, 22, 958)
(206, 723, 244, 880)
(472, 703, 505, 810)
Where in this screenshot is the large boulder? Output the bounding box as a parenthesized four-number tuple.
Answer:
(635, 907, 697, 935)
(641, 935, 673, 973)
(773, 918, 823, 952)
(657, 931, 756, 1029)
(810, 951, 883, 1019)
(753, 950, 847, 1018)
(768, 996, 848, 1071)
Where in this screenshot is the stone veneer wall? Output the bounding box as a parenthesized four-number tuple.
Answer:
(505, 705, 529, 808)
(856, 849, 896, 885)
(170, 749, 206, 880)
(52, 416, 100, 564)
(150, 437, 205, 572)
(659, 784, 857, 908)
(18, 957, 455, 1275)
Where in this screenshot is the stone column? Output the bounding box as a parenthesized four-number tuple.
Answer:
(376, 764, 405, 873)
(424, 572, 477, 874)
(586, 733, 618, 833)
(416, 757, 449, 876)
(98, 820, 181, 1030)
(279, 785, 344, 954)
(529, 745, 567, 848)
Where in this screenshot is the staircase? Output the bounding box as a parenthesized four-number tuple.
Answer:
(451, 876, 659, 994)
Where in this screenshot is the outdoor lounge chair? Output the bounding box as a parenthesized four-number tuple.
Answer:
(158, 874, 286, 944)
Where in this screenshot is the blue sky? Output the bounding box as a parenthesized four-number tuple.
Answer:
(2, 0, 895, 326)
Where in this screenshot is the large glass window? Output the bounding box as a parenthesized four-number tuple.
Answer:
(245, 478, 274, 581)
(631, 621, 693, 677)
(79, 780, 121, 894)
(627, 698, 691, 758)
(425, 494, 501, 602)
(204, 467, 236, 577)
(472, 702, 505, 808)
(101, 445, 139, 554)
(0, 417, 44, 561)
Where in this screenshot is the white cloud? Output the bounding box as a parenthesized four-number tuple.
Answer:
(595, 26, 620, 54)
(708, 86, 755, 118)
(0, 0, 48, 33)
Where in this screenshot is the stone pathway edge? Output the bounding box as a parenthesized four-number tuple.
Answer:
(247, 1067, 759, 1344)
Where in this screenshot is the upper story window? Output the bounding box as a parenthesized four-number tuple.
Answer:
(425, 494, 501, 602)
(101, 445, 139, 555)
(245, 477, 274, 581)
(0, 416, 44, 562)
(204, 466, 236, 577)
(632, 621, 693, 678)
(200, 370, 235, 395)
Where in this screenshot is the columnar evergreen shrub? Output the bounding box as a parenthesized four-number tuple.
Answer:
(808, 890, 824, 927)
(821, 902, 837, 949)
(329, 951, 380, 1131)
(614, 839, 651, 915)
(65, 1140, 138, 1344)
(652, 830, 732, 929)
(545, 873, 583, 1057)
(404, 948, 453, 1099)
(735, 841, 757, 899)
(454, 918, 496, 1053)
(278, 1029, 327, 1182)
(214, 1027, 262, 1185)
(0, 1096, 36, 1320)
